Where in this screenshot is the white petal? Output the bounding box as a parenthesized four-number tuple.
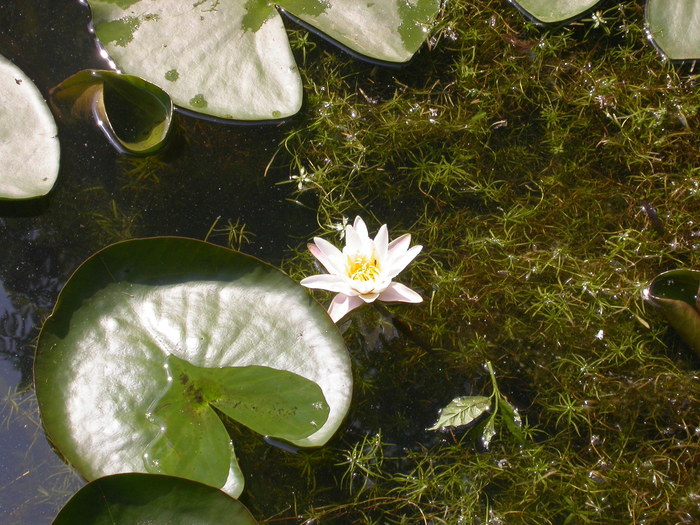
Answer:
(374, 224, 389, 262)
(344, 224, 363, 254)
(311, 237, 347, 275)
(328, 293, 365, 323)
(378, 282, 423, 303)
(387, 233, 411, 255)
(384, 244, 422, 279)
(353, 216, 368, 238)
(301, 274, 357, 295)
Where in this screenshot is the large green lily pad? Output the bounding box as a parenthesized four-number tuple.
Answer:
(53, 473, 259, 525)
(85, 0, 440, 120)
(646, 0, 700, 62)
(0, 53, 59, 199)
(509, 0, 603, 24)
(35, 237, 352, 498)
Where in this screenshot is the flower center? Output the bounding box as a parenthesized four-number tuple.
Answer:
(347, 254, 380, 282)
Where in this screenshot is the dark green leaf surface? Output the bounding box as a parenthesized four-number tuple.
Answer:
(50, 70, 172, 154)
(144, 355, 329, 486)
(35, 237, 351, 498)
(52, 473, 259, 525)
(646, 269, 700, 357)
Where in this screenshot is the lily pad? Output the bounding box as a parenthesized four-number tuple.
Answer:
(35, 237, 352, 498)
(0, 53, 59, 199)
(50, 70, 173, 155)
(646, 269, 700, 357)
(646, 0, 700, 62)
(85, 0, 440, 120)
(52, 473, 259, 525)
(508, 0, 603, 24)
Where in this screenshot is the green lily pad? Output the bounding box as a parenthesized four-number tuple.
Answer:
(85, 0, 440, 120)
(509, 0, 603, 24)
(144, 355, 329, 488)
(50, 70, 173, 155)
(646, 0, 700, 62)
(278, 0, 440, 63)
(0, 53, 59, 199)
(52, 473, 259, 525)
(646, 269, 700, 357)
(35, 237, 352, 498)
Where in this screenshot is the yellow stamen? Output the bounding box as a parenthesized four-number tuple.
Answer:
(347, 254, 380, 282)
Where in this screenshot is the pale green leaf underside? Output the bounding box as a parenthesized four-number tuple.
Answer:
(0, 54, 59, 199)
(646, 0, 700, 61)
(87, 0, 439, 120)
(428, 395, 491, 430)
(510, 0, 601, 24)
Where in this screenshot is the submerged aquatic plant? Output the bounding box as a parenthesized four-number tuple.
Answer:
(301, 216, 422, 322)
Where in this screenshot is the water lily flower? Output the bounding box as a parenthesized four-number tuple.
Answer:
(301, 216, 423, 322)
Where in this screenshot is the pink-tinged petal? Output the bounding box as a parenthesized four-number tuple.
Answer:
(374, 224, 389, 262)
(308, 243, 333, 273)
(301, 274, 357, 296)
(358, 292, 380, 303)
(387, 233, 411, 255)
(384, 244, 422, 279)
(328, 293, 365, 323)
(311, 237, 347, 275)
(378, 282, 423, 303)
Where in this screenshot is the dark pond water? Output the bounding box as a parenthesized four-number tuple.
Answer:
(0, 1, 325, 522)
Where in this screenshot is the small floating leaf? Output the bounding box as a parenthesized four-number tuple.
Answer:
(144, 354, 329, 487)
(0, 53, 59, 199)
(646, 0, 700, 62)
(646, 269, 700, 357)
(35, 237, 352, 498)
(428, 395, 491, 430)
(508, 0, 603, 24)
(52, 473, 259, 525)
(50, 70, 173, 155)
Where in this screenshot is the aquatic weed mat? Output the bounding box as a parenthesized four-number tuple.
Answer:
(275, 1, 700, 523)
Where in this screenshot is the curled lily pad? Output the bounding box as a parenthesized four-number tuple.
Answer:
(52, 473, 259, 525)
(0, 53, 59, 199)
(50, 70, 173, 155)
(646, 0, 700, 62)
(645, 269, 700, 357)
(85, 0, 440, 120)
(35, 237, 352, 497)
(508, 0, 603, 24)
